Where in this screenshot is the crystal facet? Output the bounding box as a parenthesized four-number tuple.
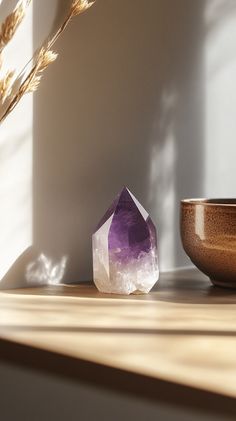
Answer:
(92, 187, 159, 295)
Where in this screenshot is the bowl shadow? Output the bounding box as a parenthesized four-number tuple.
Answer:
(156, 269, 236, 304)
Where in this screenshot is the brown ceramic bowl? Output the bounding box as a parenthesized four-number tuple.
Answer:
(180, 199, 236, 288)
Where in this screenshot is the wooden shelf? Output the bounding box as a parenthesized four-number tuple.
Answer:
(0, 268, 236, 414)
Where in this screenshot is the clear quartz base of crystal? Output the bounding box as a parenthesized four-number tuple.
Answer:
(93, 247, 159, 295)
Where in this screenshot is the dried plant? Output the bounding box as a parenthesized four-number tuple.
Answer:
(0, 0, 32, 110)
(0, 0, 95, 124)
(0, 0, 31, 52)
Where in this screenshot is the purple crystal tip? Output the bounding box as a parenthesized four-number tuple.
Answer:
(92, 187, 159, 295)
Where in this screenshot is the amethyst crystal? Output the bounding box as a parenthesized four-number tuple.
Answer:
(92, 187, 159, 294)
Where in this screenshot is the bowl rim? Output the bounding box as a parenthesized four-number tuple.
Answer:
(181, 198, 236, 207)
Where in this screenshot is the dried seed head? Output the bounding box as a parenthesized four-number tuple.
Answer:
(37, 48, 58, 71)
(26, 75, 42, 93)
(25, 48, 58, 94)
(0, 70, 15, 103)
(0, 2, 26, 51)
(71, 0, 95, 16)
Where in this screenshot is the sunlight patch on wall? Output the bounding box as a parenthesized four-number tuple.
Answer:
(205, 0, 236, 197)
(0, 1, 33, 280)
(148, 91, 177, 271)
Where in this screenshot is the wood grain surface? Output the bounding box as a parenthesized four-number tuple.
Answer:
(0, 269, 236, 401)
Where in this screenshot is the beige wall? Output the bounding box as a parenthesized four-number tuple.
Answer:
(33, 0, 205, 282)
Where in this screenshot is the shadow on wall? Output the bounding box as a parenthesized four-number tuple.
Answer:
(32, 0, 206, 283)
(0, 0, 18, 16)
